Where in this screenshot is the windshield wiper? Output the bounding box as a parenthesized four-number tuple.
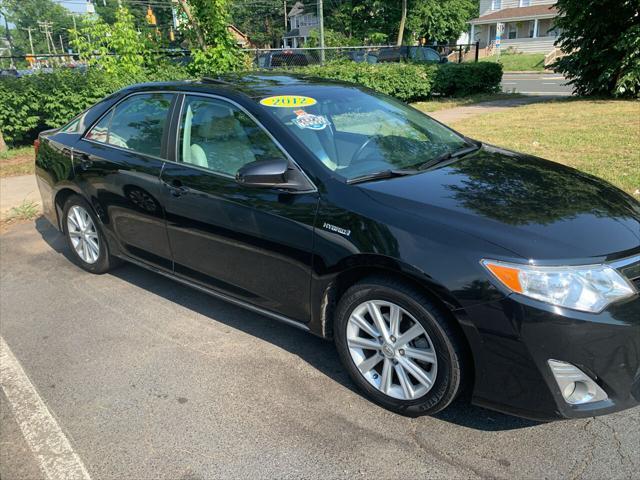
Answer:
(346, 169, 417, 185)
(417, 144, 481, 171)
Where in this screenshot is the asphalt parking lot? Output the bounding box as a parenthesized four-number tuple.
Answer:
(1, 219, 639, 480)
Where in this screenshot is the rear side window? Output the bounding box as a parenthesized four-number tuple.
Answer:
(85, 93, 174, 158)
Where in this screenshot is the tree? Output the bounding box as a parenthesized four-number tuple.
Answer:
(325, 0, 402, 45)
(406, 0, 477, 44)
(70, 7, 152, 76)
(176, 0, 244, 74)
(554, 0, 640, 98)
(94, 1, 177, 45)
(2, 0, 75, 56)
(230, 0, 285, 48)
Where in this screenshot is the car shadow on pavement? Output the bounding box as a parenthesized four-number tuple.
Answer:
(35, 217, 540, 432)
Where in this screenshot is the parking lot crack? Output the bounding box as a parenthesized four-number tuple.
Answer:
(594, 417, 630, 467)
(409, 423, 499, 480)
(569, 418, 597, 480)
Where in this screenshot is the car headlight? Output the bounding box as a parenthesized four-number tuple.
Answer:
(481, 259, 636, 313)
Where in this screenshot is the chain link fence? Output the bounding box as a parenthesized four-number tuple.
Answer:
(250, 43, 480, 69)
(1, 43, 480, 75)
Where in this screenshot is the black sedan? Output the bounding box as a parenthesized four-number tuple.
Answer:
(35, 74, 640, 421)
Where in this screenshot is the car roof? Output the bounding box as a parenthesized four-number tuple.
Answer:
(123, 73, 359, 101)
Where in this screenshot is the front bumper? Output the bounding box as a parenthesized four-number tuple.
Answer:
(458, 293, 640, 421)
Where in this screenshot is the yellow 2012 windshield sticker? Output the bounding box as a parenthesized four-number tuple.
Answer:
(260, 95, 317, 108)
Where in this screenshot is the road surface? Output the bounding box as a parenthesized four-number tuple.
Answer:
(1, 220, 638, 480)
(501, 72, 573, 96)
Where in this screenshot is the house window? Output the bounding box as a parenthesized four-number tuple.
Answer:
(520, 0, 531, 6)
(492, 0, 502, 10)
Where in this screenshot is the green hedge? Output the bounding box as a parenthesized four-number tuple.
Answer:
(297, 61, 503, 101)
(434, 62, 503, 97)
(298, 62, 437, 102)
(0, 64, 189, 145)
(1, 61, 502, 146)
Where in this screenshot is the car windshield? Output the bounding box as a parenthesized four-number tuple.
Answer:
(261, 87, 468, 180)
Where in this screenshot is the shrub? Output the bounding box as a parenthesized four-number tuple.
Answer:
(299, 62, 437, 102)
(0, 65, 191, 145)
(433, 62, 503, 97)
(296, 61, 502, 102)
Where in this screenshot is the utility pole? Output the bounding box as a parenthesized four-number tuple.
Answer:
(284, 0, 287, 30)
(38, 21, 56, 55)
(22, 27, 35, 56)
(318, 0, 325, 64)
(2, 10, 16, 68)
(397, 0, 407, 46)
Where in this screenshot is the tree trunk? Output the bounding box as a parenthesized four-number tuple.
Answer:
(396, 0, 407, 46)
(0, 130, 6, 153)
(177, 0, 207, 49)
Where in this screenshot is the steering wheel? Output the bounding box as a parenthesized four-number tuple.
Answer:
(351, 135, 382, 165)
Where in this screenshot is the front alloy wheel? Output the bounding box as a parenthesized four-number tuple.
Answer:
(334, 277, 466, 416)
(347, 300, 437, 400)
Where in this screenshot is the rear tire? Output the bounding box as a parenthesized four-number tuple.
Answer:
(334, 276, 466, 417)
(62, 195, 117, 274)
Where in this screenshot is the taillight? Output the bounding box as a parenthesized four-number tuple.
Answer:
(34, 138, 40, 158)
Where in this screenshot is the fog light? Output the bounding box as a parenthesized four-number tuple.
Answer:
(548, 360, 608, 405)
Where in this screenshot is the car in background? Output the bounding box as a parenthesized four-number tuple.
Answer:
(372, 46, 447, 64)
(257, 50, 310, 69)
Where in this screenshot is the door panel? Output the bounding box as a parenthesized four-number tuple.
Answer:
(73, 92, 175, 269)
(161, 164, 318, 321)
(160, 94, 318, 321)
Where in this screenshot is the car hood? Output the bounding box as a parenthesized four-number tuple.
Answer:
(359, 146, 640, 261)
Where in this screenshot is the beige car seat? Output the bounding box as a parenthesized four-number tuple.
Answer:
(187, 103, 256, 174)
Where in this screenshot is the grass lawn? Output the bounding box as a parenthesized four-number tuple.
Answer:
(450, 99, 640, 196)
(480, 53, 546, 72)
(412, 93, 525, 113)
(0, 146, 35, 177)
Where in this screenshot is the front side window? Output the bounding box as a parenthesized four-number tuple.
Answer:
(263, 88, 467, 180)
(520, 0, 531, 6)
(492, 0, 502, 9)
(179, 95, 287, 176)
(85, 93, 173, 158)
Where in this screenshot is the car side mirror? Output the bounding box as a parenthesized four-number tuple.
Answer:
(236, 159, 312, 191)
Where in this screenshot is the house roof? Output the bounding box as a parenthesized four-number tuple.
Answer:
(288, 1, 305, 17)
(470, 5, 558, 24)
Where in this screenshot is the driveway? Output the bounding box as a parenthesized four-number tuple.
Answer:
(0, 174, 40, 218)
(501, 72, 574, 96)
(1, 219, 639, 480)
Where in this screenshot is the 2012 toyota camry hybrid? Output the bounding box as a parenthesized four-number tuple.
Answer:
(35, 74, 640, 421)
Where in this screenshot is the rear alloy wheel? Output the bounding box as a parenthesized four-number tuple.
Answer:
(62, 195, 118, 274)
(66, 205, 100, 264)
(334, 277, 466, 416)
(347, 300, 437, 400)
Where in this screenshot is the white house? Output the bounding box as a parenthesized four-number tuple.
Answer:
(469, 0, 560, 53)
(282, 1, 319, 48)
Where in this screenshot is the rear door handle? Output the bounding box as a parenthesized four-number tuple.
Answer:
(76, 152, 93, 170)
(163, 180, 189, 197)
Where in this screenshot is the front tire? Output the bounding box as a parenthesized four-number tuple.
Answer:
(334, 277, 466, 417)
(62, 195, 116, 274)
